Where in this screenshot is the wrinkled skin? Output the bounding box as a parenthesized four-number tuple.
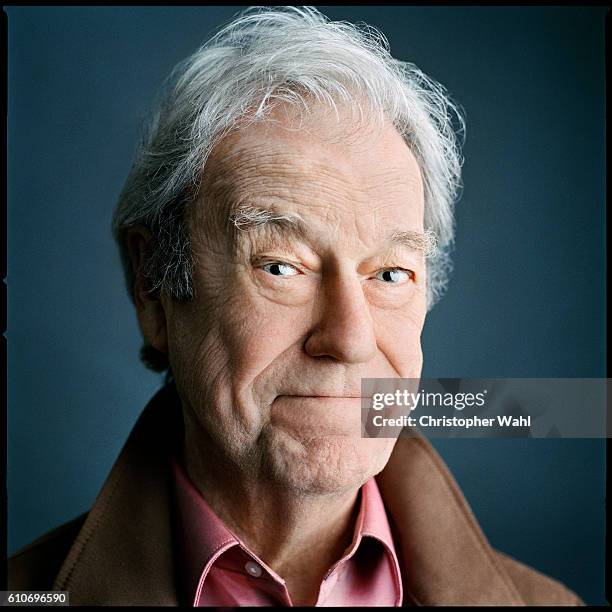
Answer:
(129, 104, 427, 604)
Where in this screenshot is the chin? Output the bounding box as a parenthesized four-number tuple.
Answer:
(261, 429, 393, 495)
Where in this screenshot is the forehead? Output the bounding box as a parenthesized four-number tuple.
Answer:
(197, 105, 425, 243)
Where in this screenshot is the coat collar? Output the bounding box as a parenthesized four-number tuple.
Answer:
(53, 385, 524, 606)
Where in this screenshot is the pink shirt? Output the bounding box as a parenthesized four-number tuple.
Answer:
(171, 456, 403, 606)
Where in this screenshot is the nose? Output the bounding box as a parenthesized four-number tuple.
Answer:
(304, 270, 377, 364)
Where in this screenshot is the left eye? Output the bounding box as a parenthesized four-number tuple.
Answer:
(374, 268, 412, 284)
(261, 262, 300, 277)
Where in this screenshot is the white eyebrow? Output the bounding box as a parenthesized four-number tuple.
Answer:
(388, 229, 438, 257)
(230, 204, 305, 232)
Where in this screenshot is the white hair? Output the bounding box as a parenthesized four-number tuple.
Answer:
(112, 5, 464, 370)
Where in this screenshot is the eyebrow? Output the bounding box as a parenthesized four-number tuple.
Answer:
(230, 203, 306, 234)
(228, 203, 436, 256)
(387, 229, 437, 256)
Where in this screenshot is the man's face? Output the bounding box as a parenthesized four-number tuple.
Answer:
(162, 105, 427, 495)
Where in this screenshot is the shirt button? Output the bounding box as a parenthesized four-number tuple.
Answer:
(245, 560, 263, 578)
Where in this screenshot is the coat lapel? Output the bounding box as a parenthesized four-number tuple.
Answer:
(375, 432, 524, 605)
(52, 385, 183, 605)
(53, 385, 524, 606)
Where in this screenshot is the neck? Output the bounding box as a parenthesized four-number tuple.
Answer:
(181, 413, 362, 606)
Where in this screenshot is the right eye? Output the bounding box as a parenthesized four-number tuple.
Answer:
(261, 262, 301, 277)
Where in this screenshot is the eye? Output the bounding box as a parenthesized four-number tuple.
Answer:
(374, 268, 413, 284)
(261, 262, 301, 277)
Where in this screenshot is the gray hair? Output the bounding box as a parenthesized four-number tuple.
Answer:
(112, 6, 465, 371)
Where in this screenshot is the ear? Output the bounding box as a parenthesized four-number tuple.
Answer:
(125, 226, 169, 357)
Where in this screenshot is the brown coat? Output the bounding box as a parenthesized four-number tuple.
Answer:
(8, 385, 584, 606)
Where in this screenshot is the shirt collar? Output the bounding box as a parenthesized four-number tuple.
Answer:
(171, 454, 240, 605)
(171, 454, 402, 606)
(327, 474, 403, 605)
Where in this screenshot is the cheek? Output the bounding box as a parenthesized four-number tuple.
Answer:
(219, 266, 314, 364)
(219, 295, 311, 400)
(165, 306, 230, 407)
(372, 303, 425, 379)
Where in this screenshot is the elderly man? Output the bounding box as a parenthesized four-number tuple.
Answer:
(9, 7, 583, 606)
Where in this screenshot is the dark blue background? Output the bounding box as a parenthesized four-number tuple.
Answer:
(6, 6, 606, 604)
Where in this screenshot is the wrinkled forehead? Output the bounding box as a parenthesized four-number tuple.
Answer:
(192, 105, 425, 246)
